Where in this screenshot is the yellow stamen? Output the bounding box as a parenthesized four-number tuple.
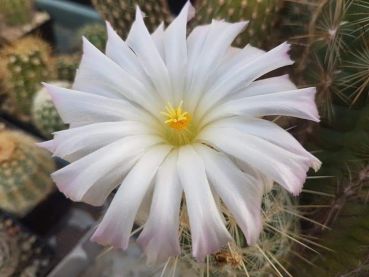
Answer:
(161, 101, 191, 131)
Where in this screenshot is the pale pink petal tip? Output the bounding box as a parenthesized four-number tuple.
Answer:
(184, 1, 196, 21)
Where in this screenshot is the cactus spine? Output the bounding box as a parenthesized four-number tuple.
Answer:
(160, 187, 299, 276)
(281, 0, 369, 274)
(0, 36, 52, 119)
(0, 128, 55, 217)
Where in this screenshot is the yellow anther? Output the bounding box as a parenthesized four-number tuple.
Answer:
(161, 101, 191, 131)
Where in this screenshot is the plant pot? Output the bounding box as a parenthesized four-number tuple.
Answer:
(36, 0, 102, 53)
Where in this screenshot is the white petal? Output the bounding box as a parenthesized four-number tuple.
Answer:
(214, 44, 266, 82)
(127, 7, 172, 102)
(37, 140, 55, 153)
(197, 42, 294, 117)
(44, 83, 150, 125)
(73, 38, 158, 114)
(202, 87, 320, 126)
(52, 121, 156, 161)
(91, 144, 173, 249)
(209, 117, 321, 171)
(51, 135, 163, 205)
(177, 145, 232, 261)
(234, 159, 275, 193)
(195, 144, 263, 245)
(198, 127, 312, 195)
(151, 22, 165, 58)
(164, 1, 195, 102)
(232, 74, 297, 98)
(185, 21, 248, 112)
(105, 22, 154, 93)
(137, 150, 182, 264)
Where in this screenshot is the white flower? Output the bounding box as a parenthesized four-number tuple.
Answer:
(39, 2, 321, 263)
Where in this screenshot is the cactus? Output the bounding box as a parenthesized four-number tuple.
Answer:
(0, 128, 55, 217)
(0, 0, 34, 26)
(53, 55, 79, 82)
(77, 23, 107, 52)
(191, 0, 284, 48)
(279, 0, 369, 274)
(91, 0, 172, 38)
(160, 187, 299, 276)
(284, 0, 369, 214)
(0, 36, 52, 119)
(31, 81, 70, 139)
(92, 0, 283, 48)
(0, 212, 51, 276)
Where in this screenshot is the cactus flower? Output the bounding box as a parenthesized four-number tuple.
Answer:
(39, 2, 321, 263)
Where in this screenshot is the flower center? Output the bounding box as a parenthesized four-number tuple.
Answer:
(160, 101, 191, 131)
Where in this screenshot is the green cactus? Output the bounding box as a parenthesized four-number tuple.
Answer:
(280, 0, 369, 275)
(0, 36, 52, 119)
(54, 55, 79, 82)
(91, 0, 172, 38)
(77, 23, 107, 52)
(191, 0, 284, 48)
(168, 187, 299, 276)
(0, 212, 51, 276)
(31, 81, 70, 139)
(0, 128, 56, 217)
(285, 0, 369, 210)
(0, 0, 34, 26)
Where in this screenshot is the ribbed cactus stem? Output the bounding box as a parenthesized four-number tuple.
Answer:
(191, 0, 284, 47)
(31, 82, 69, 139)
(0, 129, 55, 217)
(0, 36, 51, 118)
(92, 0, 172, 38)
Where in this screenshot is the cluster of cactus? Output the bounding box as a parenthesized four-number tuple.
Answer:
(31, 81, 70, 139)
(0, 0, 34, 26)
(0, 127, 55, 217)
(279, 0, 369, 274)
(92, 0, 172, 38)
(0, 36, 51, 119)
(159, 187, 299, 276)
(77, 23, 107, 52)
(191, 0, 284, 48)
